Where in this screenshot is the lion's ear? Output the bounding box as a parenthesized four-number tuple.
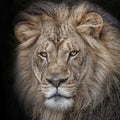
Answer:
(15, 22, 40, 43)
(76, 12, 103, 39)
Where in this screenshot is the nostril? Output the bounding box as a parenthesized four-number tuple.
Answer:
(46, 79, 54, 86)
(60, 78, 68, 84)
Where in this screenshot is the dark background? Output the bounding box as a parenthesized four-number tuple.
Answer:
(1, 0, 120, 120)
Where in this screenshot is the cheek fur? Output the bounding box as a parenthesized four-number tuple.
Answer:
(32, 56, 48, 82)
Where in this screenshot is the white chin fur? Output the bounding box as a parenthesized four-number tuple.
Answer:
(44, 97, 74, 111)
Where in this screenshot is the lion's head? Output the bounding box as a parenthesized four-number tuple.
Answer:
(14, 1, 120, 120)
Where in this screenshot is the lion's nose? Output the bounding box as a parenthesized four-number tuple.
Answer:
(46, 77, 68, 87)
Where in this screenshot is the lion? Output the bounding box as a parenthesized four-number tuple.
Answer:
(14, 0, 120, 120)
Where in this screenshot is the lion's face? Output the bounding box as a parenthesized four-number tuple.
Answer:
(32, 27, 85, 111)
(15, 9, 105, 111)
(15, 1, 117, 114)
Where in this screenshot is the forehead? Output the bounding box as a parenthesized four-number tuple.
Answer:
(38, 20, 82, 47)
(41, 21, 72, 41)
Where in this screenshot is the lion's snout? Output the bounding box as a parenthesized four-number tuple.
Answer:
(45, 63, 70, 87)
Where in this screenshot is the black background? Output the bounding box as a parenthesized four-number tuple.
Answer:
(1, 0, 120, 120)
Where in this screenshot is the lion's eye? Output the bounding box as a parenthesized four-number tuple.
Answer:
(38, 52, 48, 58)
(69, 50, 79, 57)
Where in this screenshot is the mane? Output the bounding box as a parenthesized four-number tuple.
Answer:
(15, 1, 120, 120)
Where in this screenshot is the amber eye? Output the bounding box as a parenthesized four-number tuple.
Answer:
(69, 50, 79, 57)
(38, 52, 47, 58)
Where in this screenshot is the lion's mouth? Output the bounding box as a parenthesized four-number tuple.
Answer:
(47, 93, 72, 100)
(44, 89, 74, 111)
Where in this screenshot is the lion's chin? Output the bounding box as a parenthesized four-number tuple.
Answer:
(44, 96, 74, 111)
